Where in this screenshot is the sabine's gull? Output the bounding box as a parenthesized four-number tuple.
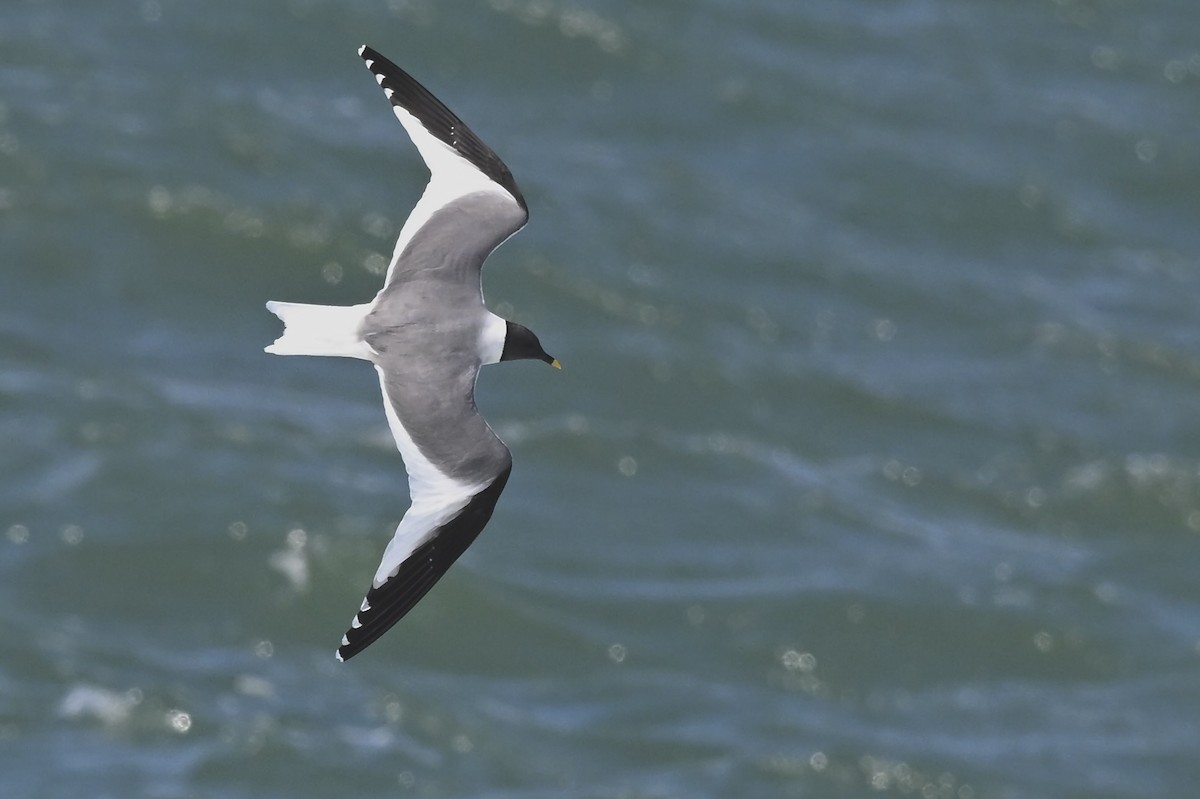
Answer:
(265, 45, 559, 661)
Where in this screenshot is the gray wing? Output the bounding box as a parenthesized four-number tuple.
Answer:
(359, 46, 528, 289)
(335, 359, 511, 661)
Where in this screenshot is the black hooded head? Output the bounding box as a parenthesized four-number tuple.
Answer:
(501, 321, 559, 368)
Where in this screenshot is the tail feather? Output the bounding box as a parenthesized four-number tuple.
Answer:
(264, 301, 373, 359)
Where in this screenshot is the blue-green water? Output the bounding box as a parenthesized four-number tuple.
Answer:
(3, 1, 1200, 796)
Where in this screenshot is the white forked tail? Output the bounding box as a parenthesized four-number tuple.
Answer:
(264, 301, 374, 359)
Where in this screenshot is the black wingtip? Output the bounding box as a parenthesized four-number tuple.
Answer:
(334, 466, 512, 661)
(355, 44, 527, 210)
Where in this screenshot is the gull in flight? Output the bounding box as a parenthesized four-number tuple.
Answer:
(265, 45, 559, 661)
